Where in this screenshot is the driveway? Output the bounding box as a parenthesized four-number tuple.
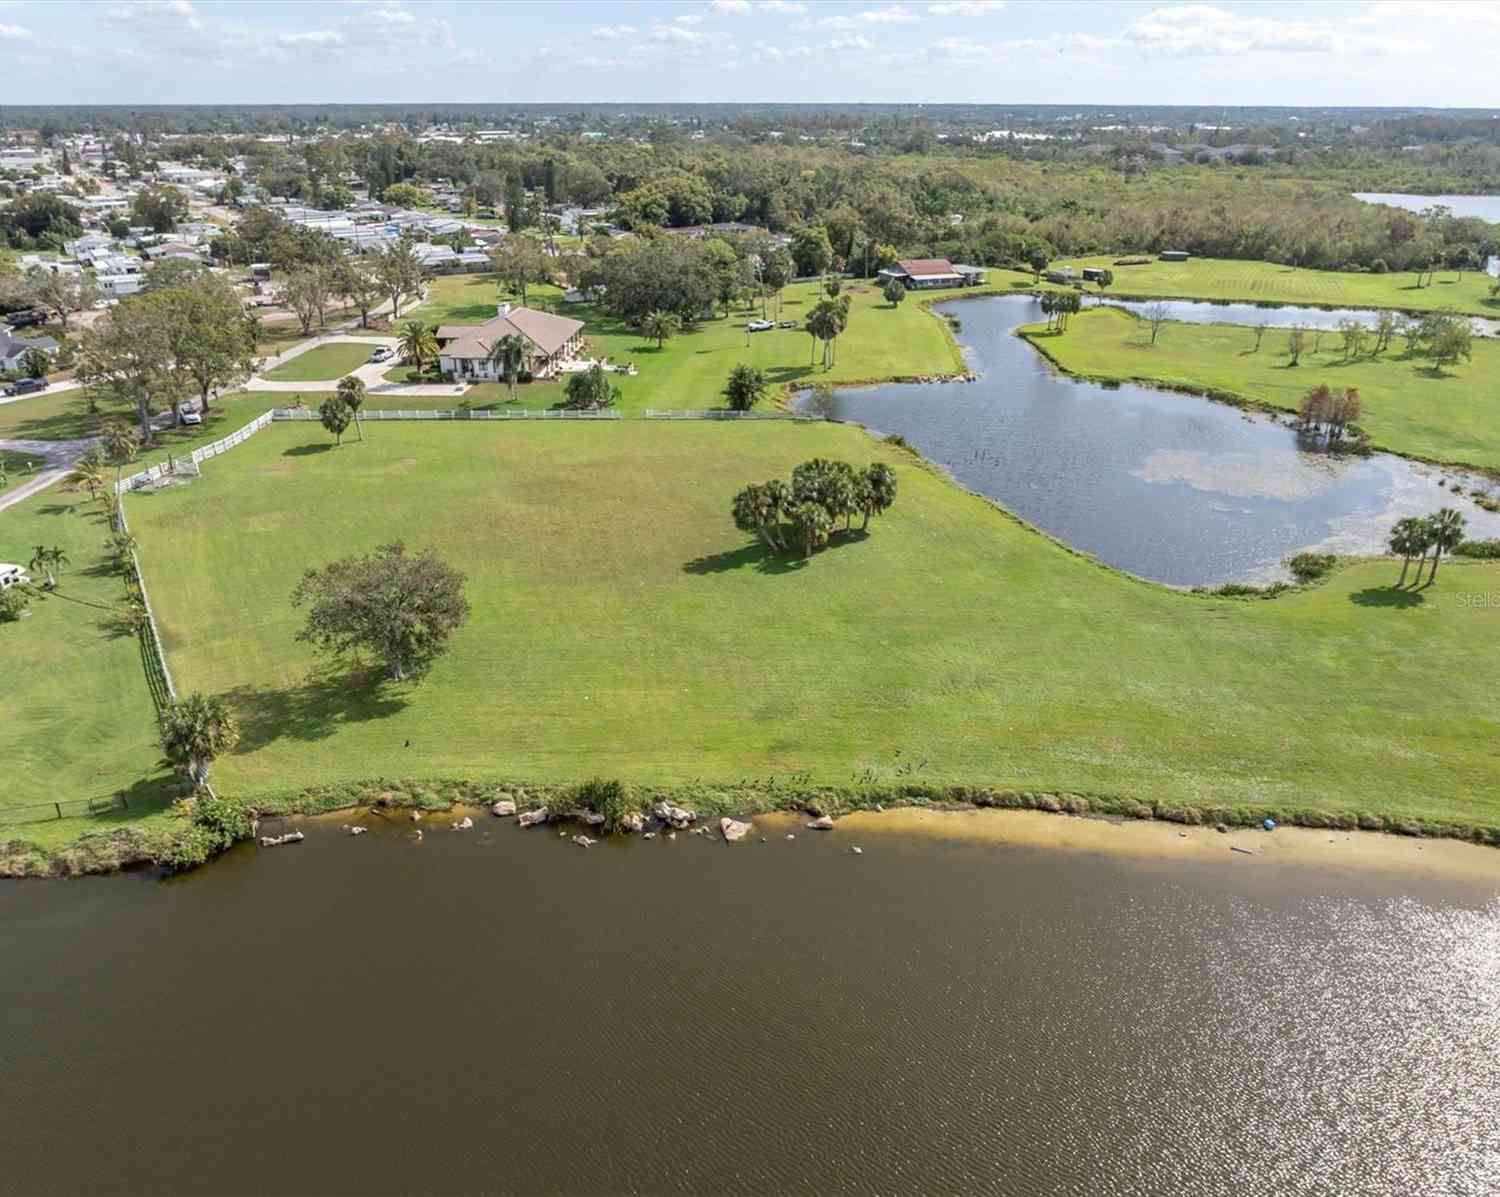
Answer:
(244, 334, 469, 398)
(0, 435, 99, 515)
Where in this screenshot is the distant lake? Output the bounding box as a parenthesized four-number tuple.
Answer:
(1353, 192, 1500, 222)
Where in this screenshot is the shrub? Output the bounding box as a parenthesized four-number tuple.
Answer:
(193, 793, 254, 844)
(0, 587, 29, 622)
(1209, 582, 1262, 597)
(1112, 256, 1152, 266)
(572, 777, 638, 833)
(1370, 258, 1388, 274)
(1455, 538, 1500, 558)
(1286, 552, 1336, 582)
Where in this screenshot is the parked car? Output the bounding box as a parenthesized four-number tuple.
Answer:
(746, 319, 774, 332)
(4, 378, 45, 397)
(369, 346, 394, 363)
(178, 405, 202, 426)
(0, 563, 30, 590)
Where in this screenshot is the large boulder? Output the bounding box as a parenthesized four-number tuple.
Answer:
(259, 830, 304, 848)
(620, 811, 645, 834)
(720, 817, 752, 843)
(653, 801, 697, 829)
(572, 809, 606, 828)
(807, 815, 836, 831)
(517, 808, 548, 828)
(572, 834, 596, 848)
(451, 816, 474, 831)
(490, 799, 517, 817)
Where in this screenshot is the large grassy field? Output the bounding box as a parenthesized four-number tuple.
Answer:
(1025, 307, 1500, 473)
(0, 488, 178, 848)
(1055, 255, 1500, 317)
(118, 420, 1500, 827)
(262, 342, 379, 383)
(403, 273, 964, 412)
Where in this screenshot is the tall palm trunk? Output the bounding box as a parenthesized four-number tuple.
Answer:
(1396, 555, 1409, 587)
(1429, 547, 1442, 583)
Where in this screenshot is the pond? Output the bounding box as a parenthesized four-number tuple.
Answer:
(1099, 296, 1500, 337)
(796, 295, 1500, 587)
(1353, 192, 1500, 222)
(2, 814, 1497, 1196)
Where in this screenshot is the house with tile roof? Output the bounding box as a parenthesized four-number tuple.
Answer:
(877, 257, 985, 290)
(435, 303, 585, 381)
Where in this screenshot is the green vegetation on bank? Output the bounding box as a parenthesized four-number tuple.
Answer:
(84, 420, 1500, 836)
(1056, 255, 1500, 317)
(1023, 306, 1500, 473)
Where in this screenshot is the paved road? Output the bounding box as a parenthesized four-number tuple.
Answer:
(0, 435, 98, 515)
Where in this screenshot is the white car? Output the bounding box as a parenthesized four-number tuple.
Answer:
(370, 346, 395, 363)
(0, 563, 30, 590)
(747, 319, 774, 332)
(178, 406, 203, 425)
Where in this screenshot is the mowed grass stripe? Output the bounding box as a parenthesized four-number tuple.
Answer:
(122, 420, 1500, 825)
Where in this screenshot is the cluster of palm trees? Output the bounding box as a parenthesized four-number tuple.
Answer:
(805, 295, 850, 368)
(1039, 290, 1082, 332)
(1388, 507, 1467, 587)
(733, 458, 898, 559)
(26, 544, 69, 589)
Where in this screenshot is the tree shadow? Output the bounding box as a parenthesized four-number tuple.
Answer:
(1349, 587, 1425, 608)
(684, 530, 869, 577)
(283, 443, 333, 456)
(222, 670, 410, 754)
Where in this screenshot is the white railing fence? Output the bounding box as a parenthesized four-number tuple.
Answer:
(272, 408, 623, 421)
(112, 499, 176, 708)
(115, 408, 276, 493)
(643, 409, 814, 420)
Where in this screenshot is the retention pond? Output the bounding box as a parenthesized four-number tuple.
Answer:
(797, 295, 1500, 586)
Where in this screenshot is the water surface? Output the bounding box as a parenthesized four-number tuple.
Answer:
(799, 295, 1500, 586)
(2, 819, 1496, 1196)
(1353, 191, 1500, 222)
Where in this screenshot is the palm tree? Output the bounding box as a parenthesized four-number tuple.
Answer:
(336, 375, 367, 441)
(486, 333, 529, 399)
(398, 321, 438, 375)
(862, 463, 898, 529)
(160, 692, 241, 791)
(66, 450, 107, 502)
(1387, 516, 1427, 587)
(640, 310, 680, 350)
(1408, 517, 1438, 587)
(1426, 507, 1467, 584)
(28, 545, 69, 589)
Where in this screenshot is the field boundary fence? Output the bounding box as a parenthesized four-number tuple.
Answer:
(0, 791, 132, 827)
(115, 409, 275, 494)
(272, 407, 623, 421)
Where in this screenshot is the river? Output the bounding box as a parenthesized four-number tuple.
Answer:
(2, 812, 1496, 1196)
(796, 295, 1500, 587)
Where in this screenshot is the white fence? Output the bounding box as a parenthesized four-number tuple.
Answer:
(115, 409, 275, 493)
(112, 500, 176, 708)
(272, 408, 623, 421)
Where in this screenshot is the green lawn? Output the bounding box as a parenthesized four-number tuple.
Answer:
(262, 343, 379, 383)
(0, 388, 103, 442)
(116, 420, 1500, 828)
(0, 488, 179, 846)
(406, 273, 965, 413)
(1025, 307, 1500, 473)
(1056, 255, 1500, 317)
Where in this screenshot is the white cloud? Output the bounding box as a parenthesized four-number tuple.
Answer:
(927, 0, 1005, 14)
(0, 22, 32, 39)
(102, 0, 203, 31)
(592, 24, 637, 40)
(1122, 5, 1404, 57)
(822, 5, 918, 29)
(828, 34, 875, 51)
(278, 29, 342, 47)
(761, 1, 808, 12)
(651, 23, 708, 43)
(674, 12, 704, 23)
(710, 0, 752, 11)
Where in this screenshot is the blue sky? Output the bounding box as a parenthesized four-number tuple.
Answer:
(0, 1, 1496, 107)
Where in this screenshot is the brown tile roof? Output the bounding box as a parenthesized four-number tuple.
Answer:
(896, 258, 958, 277)
(437, 307, 584, 361)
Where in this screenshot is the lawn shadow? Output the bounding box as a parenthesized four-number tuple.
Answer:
(224, 669, 410, 753)
(685, 530, 869, 577)
(1349, 586, 1425, 608)
(283, 443, 334, 457)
